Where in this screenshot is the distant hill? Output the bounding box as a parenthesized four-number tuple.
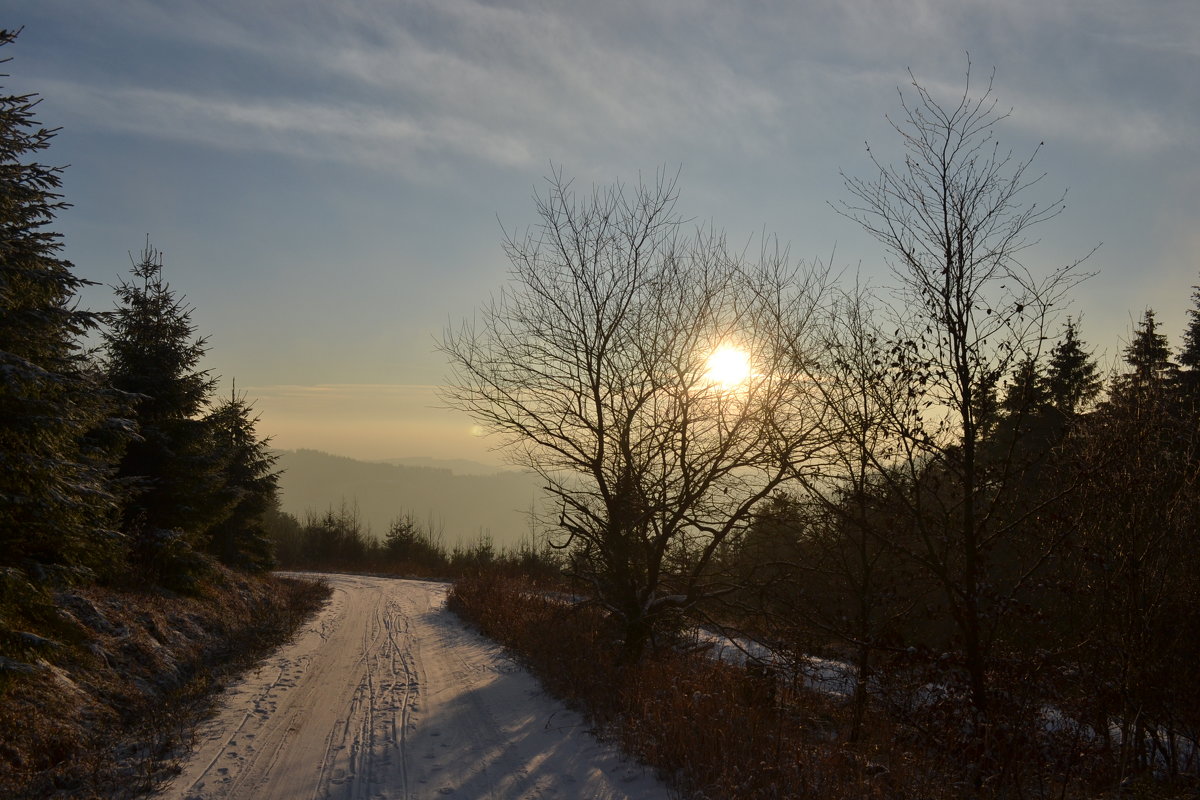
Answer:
(373, 456, 510, 476)
(273, 449, 546, 550)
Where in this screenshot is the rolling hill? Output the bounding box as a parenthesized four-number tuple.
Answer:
(273, 449, 547, 550)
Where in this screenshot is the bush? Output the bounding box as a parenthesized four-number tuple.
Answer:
(448, 573, 924, 799)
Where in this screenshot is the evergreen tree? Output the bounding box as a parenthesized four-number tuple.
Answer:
(1177, 280, 1200, 407)
(1055, 304, 1200, 776)
(1118, 309, 1177, 397)
(103, 242, 224, 587)
(204, 388, 279, 572)
(0, 30, 124, 581)
(1044, 317, 1102, 416)
(999, 356, 1051, 417)
(1179, 281, 1200, 371)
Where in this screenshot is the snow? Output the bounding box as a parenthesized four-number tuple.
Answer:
(157, 573, 670, 800)
(690, 627, 860, 697)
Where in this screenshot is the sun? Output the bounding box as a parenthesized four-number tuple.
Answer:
(704, 344, 752, 389)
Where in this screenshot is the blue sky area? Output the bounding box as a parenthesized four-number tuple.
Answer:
(6, 1, 1199, 462)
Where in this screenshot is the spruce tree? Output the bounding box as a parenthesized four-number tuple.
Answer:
(0, 30, 123, 581)
(1120, 309, 1177, 394)
(204, 388, 279, 572)
(1177, 281, 1200, 406)
(1180, 281, 1200, 371)
(1044, 317, 1102, 416)
(1000, 356, 1051, 417)
(103, 242, 225, 587)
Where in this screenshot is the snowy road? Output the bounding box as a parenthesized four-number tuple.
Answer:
(158, 573, 669, 800)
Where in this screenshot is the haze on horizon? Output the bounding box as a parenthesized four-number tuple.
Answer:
(6, 1, 1198, 463)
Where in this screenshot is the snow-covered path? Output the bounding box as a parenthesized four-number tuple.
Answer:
(158, 573, 669, 800)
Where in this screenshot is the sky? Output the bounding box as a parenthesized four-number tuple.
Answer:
(6, 1, 1199, 465)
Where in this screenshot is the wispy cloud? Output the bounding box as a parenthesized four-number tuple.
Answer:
(25, 0, 1196, 179)
(896, 72, 1187, 156)
(243, 383, 443, 404)
(1004, 91, 1183, 155)
(238, 382, 493, 462)
(40, 79, 538, 174)
(34, 0, 785, 176)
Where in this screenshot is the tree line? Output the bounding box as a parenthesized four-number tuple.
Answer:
(1, 30, 277, 610)
(443, 66, 1200, 789)
(265, 500, 561, 578)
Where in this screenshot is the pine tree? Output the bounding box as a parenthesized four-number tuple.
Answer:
(1179, 281, 1200, 372)
(1177, 281, 1200, 407)
(103, 242, 225, 587)
(0, 30, 124, 581)
(204, 388, 279, 572)
(1120, 309, 1177, 395)
(1044, 317, 1102, 416)
(1000, 356, 1051, 417)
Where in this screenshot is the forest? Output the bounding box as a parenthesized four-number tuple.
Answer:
(0, 32, 281, 595)
(2, 24, 1198, 799)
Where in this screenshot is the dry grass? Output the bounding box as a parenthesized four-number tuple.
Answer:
(0, 568, 329, 799)
(447, 572, 910, 799)
(449, 572, 1183, 800)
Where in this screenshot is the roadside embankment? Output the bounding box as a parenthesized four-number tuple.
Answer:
(0, 568, 329, 799)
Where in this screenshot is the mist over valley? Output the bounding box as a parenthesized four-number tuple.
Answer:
(273, 449, 545, 550)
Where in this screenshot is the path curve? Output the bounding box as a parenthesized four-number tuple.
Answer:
(158, 573, 668, 800)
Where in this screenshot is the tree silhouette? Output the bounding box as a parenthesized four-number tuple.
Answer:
(1044, 317, 1102, 416)
(836, 61, 1090, 770)
(1000, 356, 1051, 417)
(103, 242, 224, 587)
(204, 387, 279, 572)
(1179, 281, 1200, 371)
(443, 169, 834, 661)
(1175, 281, 1200, 407)
(0, 30, 125, 581)
(1110, 309, 1178, 412)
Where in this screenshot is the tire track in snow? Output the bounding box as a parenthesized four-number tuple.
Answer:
(157, 574, 668, 800)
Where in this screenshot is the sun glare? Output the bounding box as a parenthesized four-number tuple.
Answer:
(704, 344, 752, 388)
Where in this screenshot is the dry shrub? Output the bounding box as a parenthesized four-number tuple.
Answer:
(449, 572, 1183, 798)
(454, 569, 1200, 798)
(450, 572, 974, 800)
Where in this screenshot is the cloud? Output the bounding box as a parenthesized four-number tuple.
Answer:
(243, 383, 443, 407)
(897, 72, 1186, 156)
(1005, 91, 1183, 155)
(39, 79, 538, 175)
(239, 383, 498, 462)
(24, 0, 1198, 179)
(31, 0, 787, 177)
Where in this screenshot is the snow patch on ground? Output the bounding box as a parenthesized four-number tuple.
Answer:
(157, 573, 669, 800)
(690, 627, 859, 697)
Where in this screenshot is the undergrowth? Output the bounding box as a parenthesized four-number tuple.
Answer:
(448, 572, 1181, 800)
(448, 572, 914, 799)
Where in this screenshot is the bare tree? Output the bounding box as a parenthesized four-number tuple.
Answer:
(725, 283, 929, 741)
(794, 286, 929, 741)
(442, 169, 833, 661)
(835, 63, 1090, 761)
